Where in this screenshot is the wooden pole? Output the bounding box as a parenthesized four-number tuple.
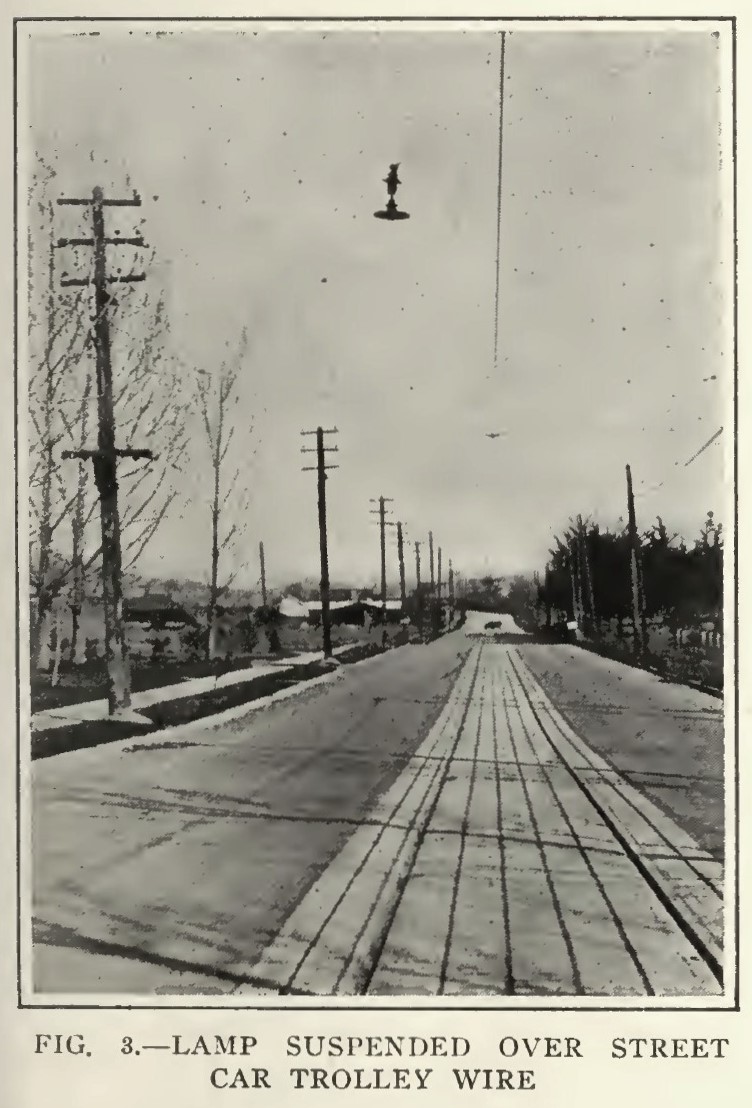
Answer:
(415, 540, 423, 635)
(317, 427, 332, 658)
(578, 515, 597, 637)
(259, 540, 267, 607)
(57, 187, 149, 711)
(626, 464, 647, 657)
(428, 530, 435, 595)
(397, 521, 406, 607)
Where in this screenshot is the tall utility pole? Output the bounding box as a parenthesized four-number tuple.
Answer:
(448, 558, 455, 623)
(369, 496, 394, 625)
(397, 521, 406, 607)
(626, 463, 647, 658)
(437, 547, 443, 601)
(301, 426, 339, 658)
(259, 540, 267, 607)
(58, 186, 150, 713)
(569, 534, 583, 630)
(414, 540, 423, 636)
(543, 562, 552, 629)
(428, 530, 436, 595)
(577, 514, 597, 637)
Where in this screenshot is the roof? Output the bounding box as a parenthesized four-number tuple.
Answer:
(279, 596, 309, 618)
(362, 598, 403, 611)
(307, 599, 363, 612)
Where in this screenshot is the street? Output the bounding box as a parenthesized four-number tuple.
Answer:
(32, 617, 724, 998)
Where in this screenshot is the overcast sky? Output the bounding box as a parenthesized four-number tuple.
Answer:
(23, 23, 730, 591)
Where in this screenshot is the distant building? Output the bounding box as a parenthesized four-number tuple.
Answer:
(123, 593, 199, 660)
(362, 598, 404, 624)
(123, 594, 198, 630)
(306, 598, 365, 626)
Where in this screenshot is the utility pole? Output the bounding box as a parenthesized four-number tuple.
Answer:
(569, 534, 583, 631)
(576, 515, 597, 637)
(369, 496, 394, 627)
(301, 426, 339, 658)
(428, 530, 436, 595)
(448, 558, 455, 624)
(58, 186, 150, 714)
(397, 521, 406, 607)
(437, 547, 443, 601)
(414, 540, 424, 637)
(543, 562, 552, 630)
(626, 463, 647, 658)
(259, 540, 267, 607)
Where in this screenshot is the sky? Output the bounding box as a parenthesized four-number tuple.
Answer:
(21, 22, 731, 591)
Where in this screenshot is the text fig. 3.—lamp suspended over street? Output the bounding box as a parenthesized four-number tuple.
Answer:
(374, 162, 410, 221)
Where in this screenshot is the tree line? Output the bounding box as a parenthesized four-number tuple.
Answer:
(506, 511, 723, 647)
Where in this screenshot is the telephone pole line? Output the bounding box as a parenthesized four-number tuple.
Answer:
(626, 463, 647, 658)
(259, 540, 267, 607)
(301, 426, 339, 658)
(57, 186, 150, 714)
(397, 521, 406, 607)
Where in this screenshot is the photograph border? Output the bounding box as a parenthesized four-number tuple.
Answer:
(13, 12, 739, 1013)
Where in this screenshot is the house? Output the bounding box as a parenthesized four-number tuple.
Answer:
(123, 593, 199, 660)
(123, 593, 198, 629)
(306, 598, 366, 626)
(362, 598, 405, 624)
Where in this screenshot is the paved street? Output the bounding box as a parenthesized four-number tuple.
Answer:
(31, 617, 724, 997)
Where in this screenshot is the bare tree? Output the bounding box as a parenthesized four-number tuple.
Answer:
(195, 329, 251, 659)
(46, 290, 192, 623)
(26, 155, 195, 675)
(27, 154, 91, 665)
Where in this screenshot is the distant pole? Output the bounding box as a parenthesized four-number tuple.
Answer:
(577, 514, 597, 637)
(544, 562, 552, 629)
(369, 495, 394, 628)
(626, 463, 647, 658)
(437, 547, 443, 600)
(300, 425, 339, 658)
(259, 541, 267, 607)
(569, 535, 582, 629)
(379, 497, 387, 622)
(317, 429, 333, 657)
(397, 521, 406, 607)
(448, 558, 455, 623)
(415, 540, 423, 635)
(429, 530, 435, 595)
(314, 429, 332, 655)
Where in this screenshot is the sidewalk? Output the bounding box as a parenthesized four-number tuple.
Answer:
(30, 643, 373, 761)
(33, 646, 349, 734)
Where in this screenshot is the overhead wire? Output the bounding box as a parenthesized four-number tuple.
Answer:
(492, 29, 507, 373)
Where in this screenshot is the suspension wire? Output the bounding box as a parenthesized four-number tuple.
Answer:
(492, 29, 507, 373)
(634, 426, 724, 502)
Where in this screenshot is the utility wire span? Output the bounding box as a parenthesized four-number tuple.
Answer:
(683, 426, 723, 468)
(635, 427, 725, 502)
(493, 28, 507, 373)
